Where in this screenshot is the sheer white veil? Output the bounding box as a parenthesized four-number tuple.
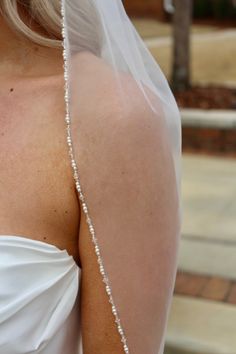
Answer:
(61, 0, 182, 353)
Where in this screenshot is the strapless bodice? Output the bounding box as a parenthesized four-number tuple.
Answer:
(0, 235, 82, 354)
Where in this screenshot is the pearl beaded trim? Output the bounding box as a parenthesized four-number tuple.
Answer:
(60, 2, 129, 353)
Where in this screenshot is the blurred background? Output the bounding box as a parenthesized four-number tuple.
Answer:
(124, 1, 236, 353)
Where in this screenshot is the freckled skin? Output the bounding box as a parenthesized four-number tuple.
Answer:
(0, 74, 81, 265)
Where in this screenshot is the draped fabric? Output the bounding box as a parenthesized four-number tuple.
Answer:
(0, 236, 81, 354)
(62, 1, 182, 353)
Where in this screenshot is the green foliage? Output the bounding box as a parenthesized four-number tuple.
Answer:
(194, 0, 212, 18)
(193, 0, 236, 19)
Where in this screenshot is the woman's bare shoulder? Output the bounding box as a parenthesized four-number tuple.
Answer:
(72, 51, 165, 148)
(70, 52, 178, 217)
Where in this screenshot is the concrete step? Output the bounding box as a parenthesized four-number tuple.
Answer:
(181, 154, 236, 280)
(182, 155, 236, 244)
(181, 110, 236, 153)
(178, 237, 236, 281)
(181, 109, 236, 129)
(164, 295, 236, 354)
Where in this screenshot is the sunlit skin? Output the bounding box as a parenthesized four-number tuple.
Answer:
(0, 12, 126, 353)
(0, 6, 178, 353)
(0, 15, 80, 261)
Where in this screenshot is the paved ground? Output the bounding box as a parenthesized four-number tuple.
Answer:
(168, 154, 236, 353)
(132, 18, 236, 87)
(182, 153, 236, 243)
(132, 18, 217, 39)
(172, 154, 236, 305)
(178, 153, 236, 281)
(176, 154, 236, 281)
(165, 295, 236, 354)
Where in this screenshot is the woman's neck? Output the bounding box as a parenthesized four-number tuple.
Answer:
(0, 16, 63, 79)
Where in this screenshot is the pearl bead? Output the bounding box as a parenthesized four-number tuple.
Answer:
(61, 1, 129, 351)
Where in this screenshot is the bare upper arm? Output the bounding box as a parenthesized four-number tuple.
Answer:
(73, 52, 180, 353)
(78, 207, 124, 354)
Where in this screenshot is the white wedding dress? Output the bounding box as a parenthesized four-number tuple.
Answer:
(0, 235, 83, 354)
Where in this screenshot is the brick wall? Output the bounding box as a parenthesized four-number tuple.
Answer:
(124, 0, 167, 19)
(183, 127, 236, 156)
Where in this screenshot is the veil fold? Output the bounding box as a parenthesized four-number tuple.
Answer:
(61, 1, 182, 353)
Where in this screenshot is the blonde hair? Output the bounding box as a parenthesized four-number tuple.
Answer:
(0, 0, 101, 53)
(0, 0, 62, 48)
